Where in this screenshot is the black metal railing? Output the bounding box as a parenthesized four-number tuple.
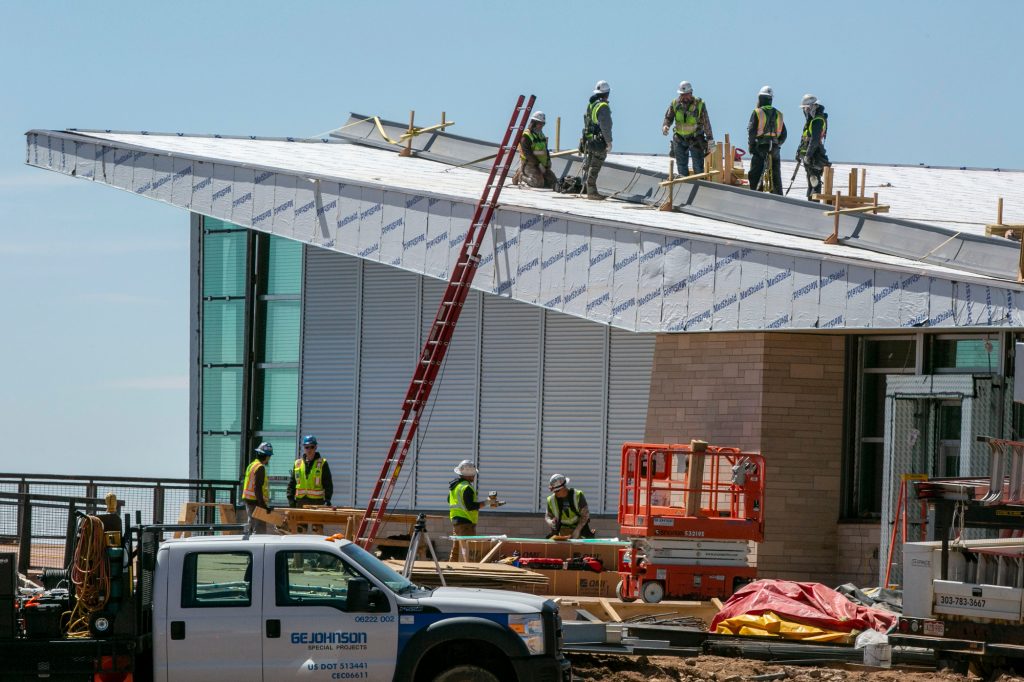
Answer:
(0, 473, 238, 575)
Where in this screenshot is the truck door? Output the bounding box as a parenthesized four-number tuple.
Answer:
(163, 546, 264, 682)
(262, 548, 398, 680)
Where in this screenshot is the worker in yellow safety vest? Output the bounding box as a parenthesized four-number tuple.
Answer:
(746, 85, 788, 194)
(242, 442, 274, 534)
(518, 111, 557, 189)
(287, 434, 334, 508)
(448, 459, 483, 560)
(545, 474, 595, 539)
(661, 80, 715, 177)
(579, 80, 613, 200)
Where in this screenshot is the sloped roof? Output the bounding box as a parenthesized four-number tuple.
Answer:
(24, 127, 1024, 333)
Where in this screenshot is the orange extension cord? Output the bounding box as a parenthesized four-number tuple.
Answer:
(66, 515, 110, 638)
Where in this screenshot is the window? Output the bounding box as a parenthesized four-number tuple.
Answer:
(182, 552, 252, 608)
(276, 551, 367, 611)
(845, 336, 917, 519)
(930, 336, 1000, 373)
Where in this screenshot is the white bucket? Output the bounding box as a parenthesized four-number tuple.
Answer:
(864, 642, 892, 668)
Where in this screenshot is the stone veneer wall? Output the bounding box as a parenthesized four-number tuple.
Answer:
(644, 332, 847, 583)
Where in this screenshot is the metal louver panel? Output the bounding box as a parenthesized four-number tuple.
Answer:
(413, 280, 481, 510)
(540, 312, 607, 512)
(478, 296, 543, 512)
(355, 262, 419, 505)
(605, 330, 656, 511)
(299, 248, 360, 506)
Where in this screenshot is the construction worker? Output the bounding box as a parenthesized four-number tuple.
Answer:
(796, 94, 830, 201)
(661, 81, 715, 177)
(545, 474, 595, 539)
(519, 111, 557, 189)
(747, 85, 787, 195)
(241, 442, 274, 534)
(287, 434, 334, 508)
(448, 459, 482, 560)
(579, 80, 613, 200)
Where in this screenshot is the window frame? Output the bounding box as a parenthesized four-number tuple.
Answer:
(181, 551, 253, 609)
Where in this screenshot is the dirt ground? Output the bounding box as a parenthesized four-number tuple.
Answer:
(567, 653, 1024, 682)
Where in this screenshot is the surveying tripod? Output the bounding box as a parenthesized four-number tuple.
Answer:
(402, 513, 447, 587)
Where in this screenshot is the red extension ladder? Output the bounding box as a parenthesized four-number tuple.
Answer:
(356, 95, 536, 548)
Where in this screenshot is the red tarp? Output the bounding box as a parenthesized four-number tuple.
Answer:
(710, 580, 897, 634)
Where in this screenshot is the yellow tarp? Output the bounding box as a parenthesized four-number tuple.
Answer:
(714, 610, 855, 643)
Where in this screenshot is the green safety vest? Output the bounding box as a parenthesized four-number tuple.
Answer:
(754, 106, 784, 139)
(242, 460, 269, 503)
(584, 100, 609, 140)
(801, 114, 827, 143)
(547, 489, 585, 529)
(449, 479, 478, 524)
(671, 97, 704, 137)
(293, 457, 325, 502)
(520, 129, 550, 166)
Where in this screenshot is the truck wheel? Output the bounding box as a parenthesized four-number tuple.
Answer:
(433, 664, 500, 682)
(616, 580, 637, 603)
(641, 581, 665, 604)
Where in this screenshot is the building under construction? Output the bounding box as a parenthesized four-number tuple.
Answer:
(24, 112, 1024, 587)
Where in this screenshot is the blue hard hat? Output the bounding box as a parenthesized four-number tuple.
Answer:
(254, 442, 274, 456)
(302, 435, 318, 447)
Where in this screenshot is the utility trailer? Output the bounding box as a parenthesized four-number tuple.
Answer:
(615, 441, 765, 603)
(891, 439, 1024, 671)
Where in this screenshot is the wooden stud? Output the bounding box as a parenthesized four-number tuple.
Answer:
(860, 168, 866, 198)
(555, 116, 561, 153)
(873, 192, 879, 214)
(823, 165, 834, 197)
(658, 170, 720, 187)
(400, 110, 415, 157)
(823, 203, 891, 216)
(659, 159, 675, 211)
(480, 540, 504, 564)
(999, 197, 1005, 225)
(723, 134, 732, 185)
(824, 191, 841, 244)
(1018, 233, 1024, 283)
(848, 168, 857, 197)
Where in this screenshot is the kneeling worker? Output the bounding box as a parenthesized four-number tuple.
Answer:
(449, 459, 482, 560)
(519, 111, 557, 189)
(545, 474, 595, 539)
(242, 442, 274, 534)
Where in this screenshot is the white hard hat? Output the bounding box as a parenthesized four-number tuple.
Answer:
(454, 459, 477, 476)
(593, 80, 610, 95)
(677, 80, 693, 95)
(758, 85, 774, 98)
(548, 473, 569, 491)
(801, 93, 818, 108)
(530, 111, 546, 124)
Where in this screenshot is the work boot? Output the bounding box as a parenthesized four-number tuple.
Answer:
(586, 192, 606, 201)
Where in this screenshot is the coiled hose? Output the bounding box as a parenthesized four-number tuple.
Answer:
(66, 515, 110, 638)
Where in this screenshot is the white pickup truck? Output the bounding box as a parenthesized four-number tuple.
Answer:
(3, 529, 571, 682)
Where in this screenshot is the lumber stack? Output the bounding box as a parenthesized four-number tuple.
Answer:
(384, 560, 548, 589)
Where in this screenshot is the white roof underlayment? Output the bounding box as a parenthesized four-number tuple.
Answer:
(614, 153, 1024, 235)
(25, 129, 1024, 333)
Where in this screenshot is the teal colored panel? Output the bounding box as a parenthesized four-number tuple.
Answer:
(205, 217, 239, 233)
(202, 367, 243, 431)
(267, 237, 303, 295)
(260, 435, 300, 480)
(259, 367, 298, 431)
(263, 300, 301, 363)
(204, 230, 247, 297)
(201, 434, 241, 481)
(203, 299, 245, 364)
(955, 338, 999, 369)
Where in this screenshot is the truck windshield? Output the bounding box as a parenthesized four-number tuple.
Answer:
(341, 543, 417, 593)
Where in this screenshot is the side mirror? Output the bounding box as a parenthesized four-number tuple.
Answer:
(347, 578, 371, 612)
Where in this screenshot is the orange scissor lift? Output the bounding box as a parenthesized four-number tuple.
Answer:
(616, 441, 766, 604)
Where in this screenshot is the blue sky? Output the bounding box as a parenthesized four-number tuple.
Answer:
(0, 1, 1020, 479)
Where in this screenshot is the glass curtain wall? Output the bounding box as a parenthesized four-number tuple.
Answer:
(199, 216, 303, 503)
(251, 236, 303, 499)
